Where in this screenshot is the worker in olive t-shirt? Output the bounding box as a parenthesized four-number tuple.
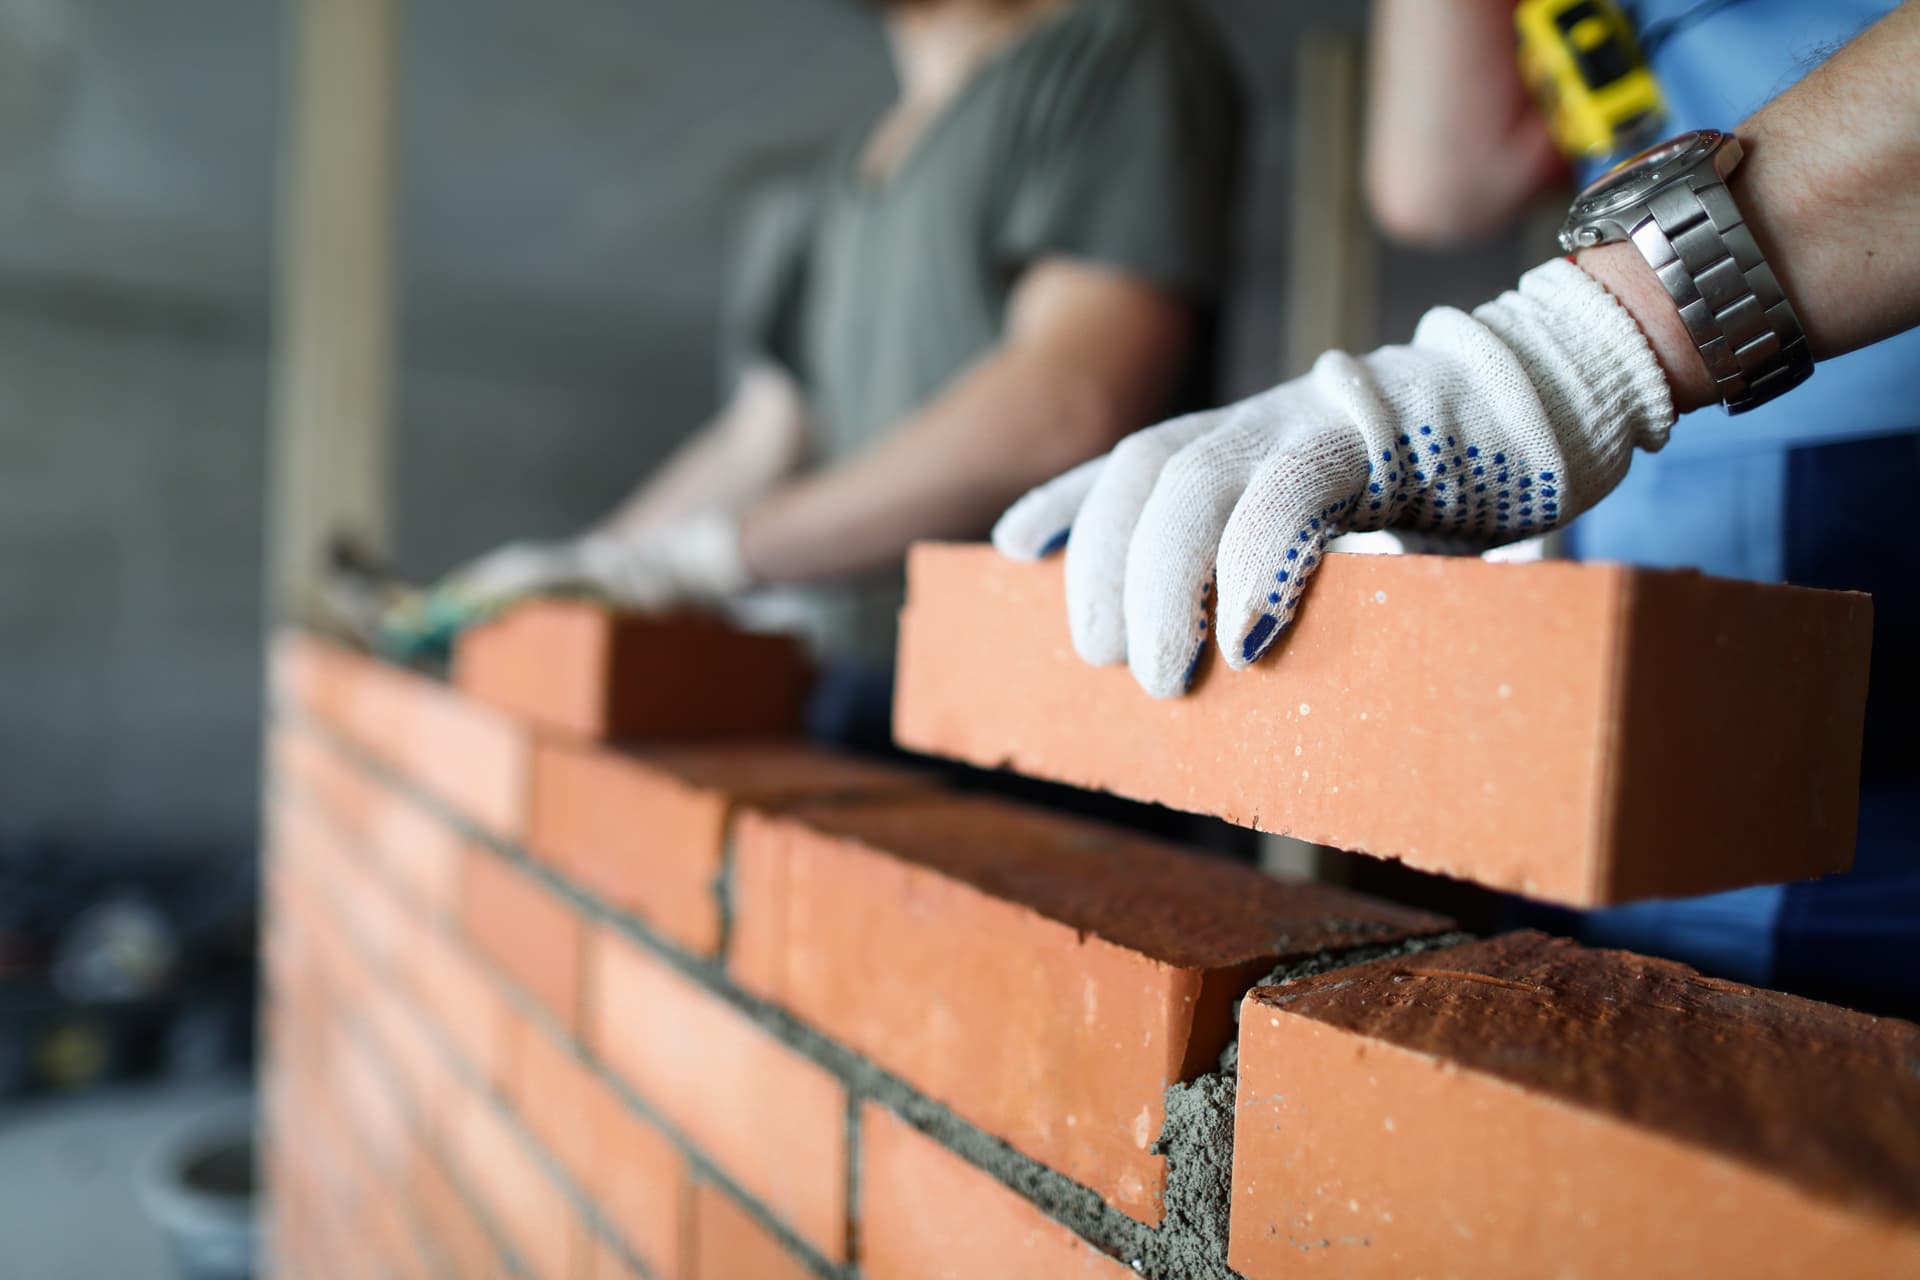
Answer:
(439, 0, 1243, 718)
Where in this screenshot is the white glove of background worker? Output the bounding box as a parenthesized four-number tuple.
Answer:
(446, 512, 751, 613)
(992, 259, 1676, 697)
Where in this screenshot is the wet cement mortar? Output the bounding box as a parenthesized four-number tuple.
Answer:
(1132, 931, 1476, 1279)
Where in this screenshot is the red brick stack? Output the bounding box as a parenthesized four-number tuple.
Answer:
(264, 610, 1444, 1278)
(263, 545, 1920, 1279)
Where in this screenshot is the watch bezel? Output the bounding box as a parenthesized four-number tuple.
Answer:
(1558, 129, 1738, 251)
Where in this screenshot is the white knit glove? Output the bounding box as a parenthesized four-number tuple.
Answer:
(993, 259, 1675, 697)
(448, 512, 752, 612)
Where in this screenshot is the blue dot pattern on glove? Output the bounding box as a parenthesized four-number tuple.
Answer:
(1238, 425, 1559, 666)
(1238, 503, 1341, 664)
(1182, 578, 1212, 688)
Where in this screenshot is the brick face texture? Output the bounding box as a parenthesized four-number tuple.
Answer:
(690, 1181, 816, 1280)
(860, 1104, 1136, 1280)
(453, 599, 813, 741)
(1231, 933, 1920, 1278)
(589, 924, 850, 1263)
(893, 543, 1873, 907)
(730, 794, 1448, 1223)
(275, 631, 531, 838)
(529, 739, 928, 954)
(266, 627, 1920, 1280)
(461, 850, 585, 1032)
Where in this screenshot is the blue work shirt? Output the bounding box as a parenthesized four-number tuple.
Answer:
(1563, 0, 1919, 1007)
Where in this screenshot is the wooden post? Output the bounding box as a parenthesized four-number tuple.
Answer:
(265, 0, 398, 625)
(1281, 28, 1379, 377)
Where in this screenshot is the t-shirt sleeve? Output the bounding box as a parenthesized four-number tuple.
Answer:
(996, 4, 1243, 301)
(719, 176, 819, 388)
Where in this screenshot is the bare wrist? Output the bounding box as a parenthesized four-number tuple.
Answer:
(1573, 242, 1718, 414)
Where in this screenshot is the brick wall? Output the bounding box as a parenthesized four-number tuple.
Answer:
(263, 598, 1920, 1279)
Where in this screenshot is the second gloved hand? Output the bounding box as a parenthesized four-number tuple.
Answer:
(992, 259, 1676, 697)
(446, 512, 752, 614)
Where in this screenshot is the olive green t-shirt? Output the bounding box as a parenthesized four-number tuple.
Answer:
(729, 0, 1243, 667)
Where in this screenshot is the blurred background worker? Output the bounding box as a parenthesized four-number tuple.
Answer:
(427, 0, 1243, 743)
(997, 0, 1920, 1015)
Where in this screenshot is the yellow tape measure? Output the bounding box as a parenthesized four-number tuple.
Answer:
(1516, 0, 1665, 162)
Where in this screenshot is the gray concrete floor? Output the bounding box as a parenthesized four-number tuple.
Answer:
(0, 1078, 255, 1280)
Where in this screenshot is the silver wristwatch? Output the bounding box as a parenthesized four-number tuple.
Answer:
(1559, 129, 1812, 415)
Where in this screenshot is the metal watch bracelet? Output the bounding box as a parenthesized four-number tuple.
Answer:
(1629, 172, 1812, 413)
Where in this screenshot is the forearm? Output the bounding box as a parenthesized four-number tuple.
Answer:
(1366, 0, 1564, 243)
(737, 343, 1162, 583)
(1577, 1, 1920, 412)
(593, 365, 809, 536)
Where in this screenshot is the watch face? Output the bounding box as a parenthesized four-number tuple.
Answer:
(1571, 129, 1724, 222)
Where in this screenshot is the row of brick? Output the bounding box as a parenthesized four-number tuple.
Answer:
(893, 543, 1874, 907)
(273, 631, 1451, 1225)
(270, 620, 1920, 1278)
(266, 724, 1150, 1278)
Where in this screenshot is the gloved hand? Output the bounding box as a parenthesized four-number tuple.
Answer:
(442, 512, 752, 615)
(993, 259, 1675, 697)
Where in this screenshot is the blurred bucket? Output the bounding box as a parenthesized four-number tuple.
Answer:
(137, 1099, 260, 1280)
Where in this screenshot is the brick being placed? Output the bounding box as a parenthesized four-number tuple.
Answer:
(529, 739, 931, 955)
(453, 598, 814, 741)
(894, 543, 1873, 907)
(728, 791, 1452, 1225)
(1230, 931, 1920, 1279)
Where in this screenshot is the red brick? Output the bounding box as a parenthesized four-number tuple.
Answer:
(274, 630, 531, 838)
(448, 1082, 589, 1280)
(337, 1126, 432, 1280)
(589, 1085, 688, 1280)
(453, 599, 814, 741)
(278, 1054, 391, 1274)
(511, 1016, 603, 1190)
(462, 849, 586, 1032)
(589, 926, 848, 1262)
(270, 800, 404, 1019)
(529, 740, 928, 954)
(589, 1237, 641, 1280)
(860, 1105, 1133, 1279)
(270, 1152, 323, 1279)
(1231, 932, 1920, 1278)
(689, 1181, 814, 1280)
(730, 794, 1444, 1224)
(411, 1148, 500, 1280)
(317, 812, 410, 972)
(361, 973, 450, 1137)
(330, 1023, 413, 1179)
(407, 911, 516, 1086)
(270, 725, 378, 834)
(272, 723, 467, 920)
(364, 779, 466, 921)
(894, 544, 1872, 907)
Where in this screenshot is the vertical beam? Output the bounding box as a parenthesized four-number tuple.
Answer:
(266, 0, 398, 625)
(1280, 28, 1379, 377)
